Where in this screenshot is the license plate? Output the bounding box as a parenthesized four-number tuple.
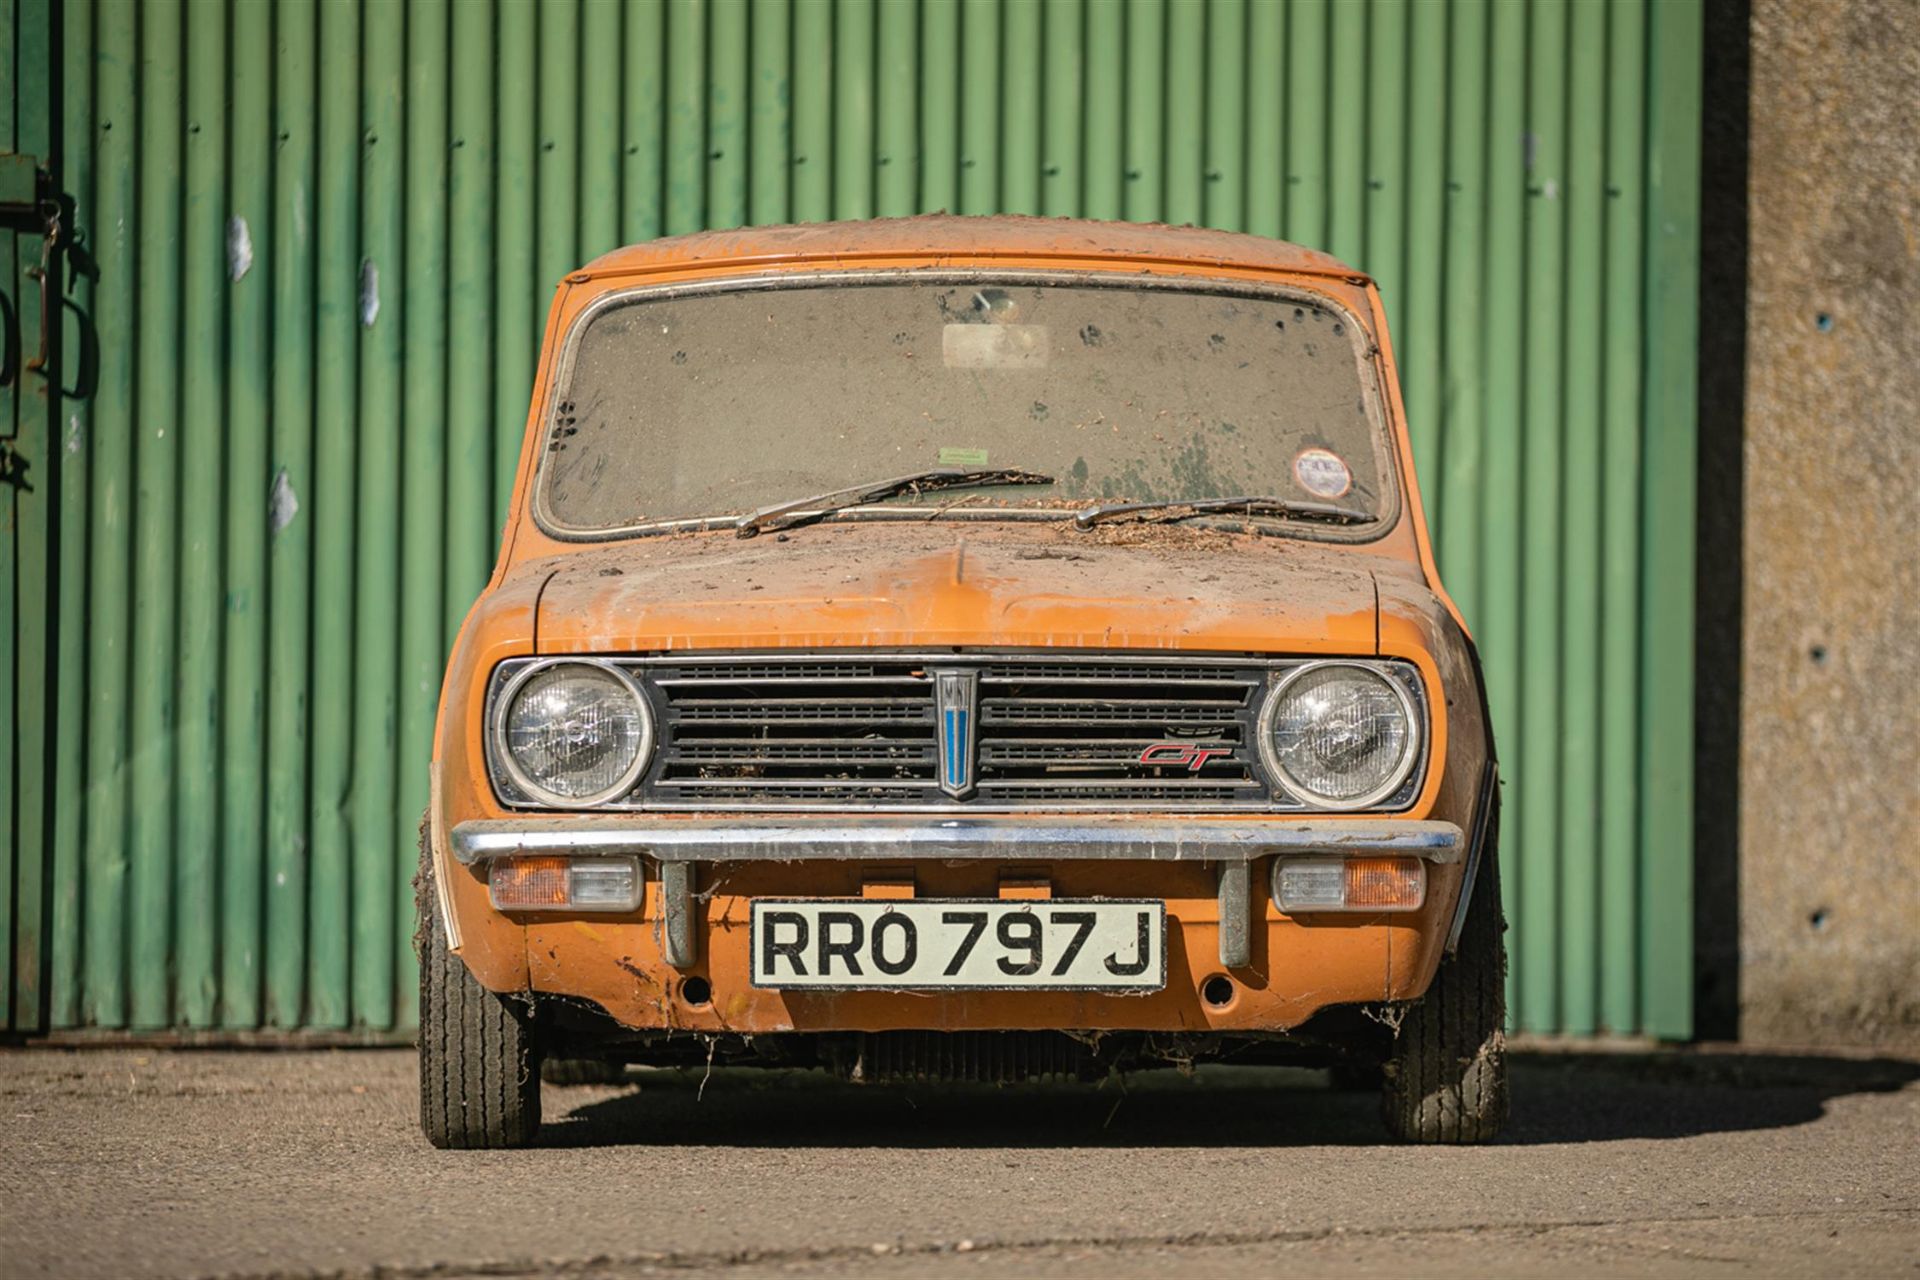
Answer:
(749, 899, 1166, 991)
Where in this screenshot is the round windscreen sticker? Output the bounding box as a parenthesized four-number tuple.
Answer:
(1293, 447, 1353, 499)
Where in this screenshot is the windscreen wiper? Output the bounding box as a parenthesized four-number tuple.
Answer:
(735, 467, 1055, 538)
(1070, 494, 1378, 532)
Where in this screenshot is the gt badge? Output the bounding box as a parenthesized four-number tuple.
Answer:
(1138, 742, 1232, 771)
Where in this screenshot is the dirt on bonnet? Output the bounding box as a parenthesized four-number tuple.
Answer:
(1, 1044, 1916, 1279)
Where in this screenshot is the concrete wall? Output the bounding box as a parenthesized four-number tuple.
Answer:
(1741, 0, 1920, 1046)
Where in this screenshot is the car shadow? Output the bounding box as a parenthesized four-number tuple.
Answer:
(536, 1047, 1920, 1150)
(1500, 1047, 1920, 1145)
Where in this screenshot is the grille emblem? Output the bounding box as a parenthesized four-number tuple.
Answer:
(1138, 742, 1232, 771)
(933, 669, 980, 799)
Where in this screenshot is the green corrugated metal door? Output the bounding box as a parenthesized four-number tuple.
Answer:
(15, 0, 1700, 1038)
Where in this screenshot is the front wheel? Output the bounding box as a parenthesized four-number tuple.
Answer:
(1382, 837, 1509, 1144)
(417, 830, 542, 1148)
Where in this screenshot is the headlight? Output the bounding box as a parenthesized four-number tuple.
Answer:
(1259, 661, 1421, 810)
(494, 660, 653, 806)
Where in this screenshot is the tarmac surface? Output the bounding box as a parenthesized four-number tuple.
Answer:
(1, 1045, 1916, 1279)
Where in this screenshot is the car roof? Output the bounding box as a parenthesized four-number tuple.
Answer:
(576, 214, 1365, 284)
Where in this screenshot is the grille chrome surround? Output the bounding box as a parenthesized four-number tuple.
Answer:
(487, 652, 1427, 813)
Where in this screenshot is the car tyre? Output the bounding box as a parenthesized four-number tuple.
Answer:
(418, 829, 542, 1149)
(1382, 832, 1508, 1145)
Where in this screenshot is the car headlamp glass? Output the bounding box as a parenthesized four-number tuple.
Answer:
(499, 662, 652, 805)
(1263, 663, 1419, 809)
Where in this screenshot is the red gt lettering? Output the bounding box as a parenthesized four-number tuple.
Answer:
(1138, 743, 1231, 771)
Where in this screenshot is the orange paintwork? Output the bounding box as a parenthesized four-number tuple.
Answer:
(430, 215, 1491, 1038)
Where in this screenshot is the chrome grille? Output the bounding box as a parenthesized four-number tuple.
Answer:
(637, 653, 1276, 811)
(649, 658, 938, 806)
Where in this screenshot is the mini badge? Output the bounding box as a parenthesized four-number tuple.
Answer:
(1293, 447, 1353, 499)
(932, 669, 980, 799)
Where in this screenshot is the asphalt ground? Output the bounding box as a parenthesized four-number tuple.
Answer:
(1, 1045, 1916, 1279)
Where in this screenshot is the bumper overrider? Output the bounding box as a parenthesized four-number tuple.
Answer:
(449, 814, 1465, 972)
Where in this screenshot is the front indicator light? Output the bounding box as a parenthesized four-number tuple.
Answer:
(1343, 856, 1427, 908)
(1274, 857, 1425, 913)
(489, 854, 643, 912)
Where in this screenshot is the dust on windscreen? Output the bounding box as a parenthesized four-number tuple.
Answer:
(540, 278, 1389, 532)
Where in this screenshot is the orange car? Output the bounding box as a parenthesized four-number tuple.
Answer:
(419, 216, 1506, 1148)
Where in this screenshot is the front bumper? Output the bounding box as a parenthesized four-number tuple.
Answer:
(450, 815, 1464, 972)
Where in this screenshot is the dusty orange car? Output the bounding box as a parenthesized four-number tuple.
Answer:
(419, 216, 1506, 1148)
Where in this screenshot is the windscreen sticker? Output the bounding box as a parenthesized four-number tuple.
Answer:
(938, 446, 990, 466)
(1293, 447, 1353, 499)
(942, 323, 1051, 369)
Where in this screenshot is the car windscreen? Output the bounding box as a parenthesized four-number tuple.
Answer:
(538, 275, 1394, 535)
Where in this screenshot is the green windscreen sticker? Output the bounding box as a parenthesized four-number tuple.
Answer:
(938, 446, 990, 466)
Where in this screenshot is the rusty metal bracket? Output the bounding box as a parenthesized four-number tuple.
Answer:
(660, 861, 698, 968)
(1216, 860, 1253, 971)
(23, 262, 50, 373)
(0, 152, 45, 221)
(0, 169, 62, 394)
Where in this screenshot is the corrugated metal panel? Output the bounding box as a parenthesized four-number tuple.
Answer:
(13, 0, 1700, 1036)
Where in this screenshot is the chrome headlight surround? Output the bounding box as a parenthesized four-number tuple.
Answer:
(1256, 659, 1425, 811)
(487, 658, 656, 808)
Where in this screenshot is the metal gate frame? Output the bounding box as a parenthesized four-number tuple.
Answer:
(3, 0, 62, 1036)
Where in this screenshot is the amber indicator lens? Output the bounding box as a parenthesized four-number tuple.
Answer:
(1273, 856, 1425, 912)
(488, 854, 643, 912)
(490, 856, 570, 908)
(1343, 857, 1426, 909)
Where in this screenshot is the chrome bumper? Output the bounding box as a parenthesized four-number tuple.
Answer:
(450, 815, 1464, 866)
(449, 816, 1464, 971)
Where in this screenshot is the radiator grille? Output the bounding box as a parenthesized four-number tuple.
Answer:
(639, 654, 1276, 811)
